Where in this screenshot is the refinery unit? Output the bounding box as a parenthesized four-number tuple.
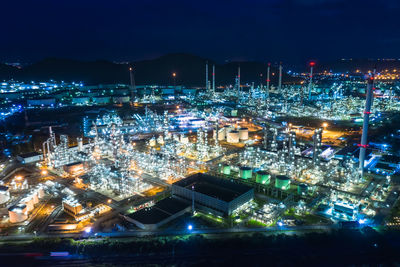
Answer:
(0, 61, 399, 238)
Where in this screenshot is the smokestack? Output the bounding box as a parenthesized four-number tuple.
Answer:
(129, 66, 135, 101)
(266, 63, 270, 98)
(358, 73, 375, 176)
(278, 62, 282, 93)
(212, 64, 215, 94)
(205, 61, 209, 91)
(237, 65, 241, 97)
(308, 62, 315, 100)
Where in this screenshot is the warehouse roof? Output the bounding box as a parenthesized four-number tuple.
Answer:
(126, 197, 189, 225)
(173, 173, 253, 202)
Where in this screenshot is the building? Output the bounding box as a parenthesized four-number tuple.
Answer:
(62, 197, 83, 217)
(17, 152, 43, 164)
(172, 173, 254, 216)
(123, 197, 190, 230)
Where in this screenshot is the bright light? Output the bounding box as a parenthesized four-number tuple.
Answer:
(358, 218, 366, 224)
(277, 221, 283, 227)
(107, 199, 112, 204)
(41, 170, 48, 175)
(187, 224, 193, 230)
(85, 227, 92, 233)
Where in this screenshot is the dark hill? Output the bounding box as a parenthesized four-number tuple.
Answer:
(1, 54, 295, 86)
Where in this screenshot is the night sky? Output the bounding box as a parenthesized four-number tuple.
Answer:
(1, 0, 399, 63)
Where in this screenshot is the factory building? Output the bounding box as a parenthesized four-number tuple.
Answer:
(172, 173, 254, 216)
(0, 186, 10, 204)
(17, 152, 43, 164)
(62, 197, 83, 217)
(123, 197, 190, 230)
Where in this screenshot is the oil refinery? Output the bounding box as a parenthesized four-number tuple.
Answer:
(0, 61, 399, 242)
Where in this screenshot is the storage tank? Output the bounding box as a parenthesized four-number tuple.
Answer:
(256, 171, 270, 184)
(239, 166, 253, 179)
(9, 204, 28, 223)
(22, 197, 34, 212)
(239, 128, 249, 141)
(223, 125, 233, 132)
(298, 183, 308, 195)
(213, 128, 225, 141)
(32, 192, 39, 204)
(77, 137, 83, 151)
(37, 186, 45, 199)
(227, 130, 240, 143)
(275, 175, 291, 190)
(221, 165, 231, 175)
(0, 186, 10, 204)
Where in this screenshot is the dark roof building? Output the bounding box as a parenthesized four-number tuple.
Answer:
(172, 173, 254, 215)
(123, 197, 190, 230)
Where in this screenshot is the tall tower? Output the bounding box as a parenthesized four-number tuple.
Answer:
(212, 64, 216, 95)
(237, 65, 241, 96)
(308, 62, 315, 101)
(205, 62, 209, 91)
(278, 62, 282, 93)
(358, 74, 375, 176)
(266, 63, 270, 99)
(129, 66, 135, 102)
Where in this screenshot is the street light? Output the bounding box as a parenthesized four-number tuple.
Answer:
(172, 72, 176, 87)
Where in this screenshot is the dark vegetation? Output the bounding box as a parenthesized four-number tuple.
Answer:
(1, 229, 400, 265)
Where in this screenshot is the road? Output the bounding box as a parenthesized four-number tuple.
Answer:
(0, 223, 339, 242)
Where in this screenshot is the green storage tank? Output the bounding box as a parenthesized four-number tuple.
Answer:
(256, 171, 270, 184)
(221, 165, 231, 175)
(298, 183, 308, 195)
(239, 166, 253, 179)
(275, 175, 290, 190)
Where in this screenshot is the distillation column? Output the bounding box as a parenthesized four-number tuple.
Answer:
(358, 75, 375, 176)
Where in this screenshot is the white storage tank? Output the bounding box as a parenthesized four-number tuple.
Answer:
(239, 128, 249, 141)
(9, 204, 28, 223)
(0, 186, 10, 204)
(22, 197, 34, 212)
(32, 191, 39, 204)
(37, 186, 45, 199)
(227, 130, 240, 143)
(213, 128, 225, 141)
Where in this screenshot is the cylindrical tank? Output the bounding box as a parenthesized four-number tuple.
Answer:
(32, 192, 39, 204)
(0, 186, 10, 204)
(8, 204, 28, 223)
(221, 165, 231, 175)
(213, 128, 226, 141)
(239, 128, 249, 141)
(22, 197, 34, 212)
(298, 183, 308, 195)
(239, 166, 253, 179)
(223, 125, 232, 132)
(275, 175, 291, 190)
(256, 171, 270, 184)
(227, 130, 240, 143)
(231, 109, 238, 116)
(77, 137, 83, 151)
